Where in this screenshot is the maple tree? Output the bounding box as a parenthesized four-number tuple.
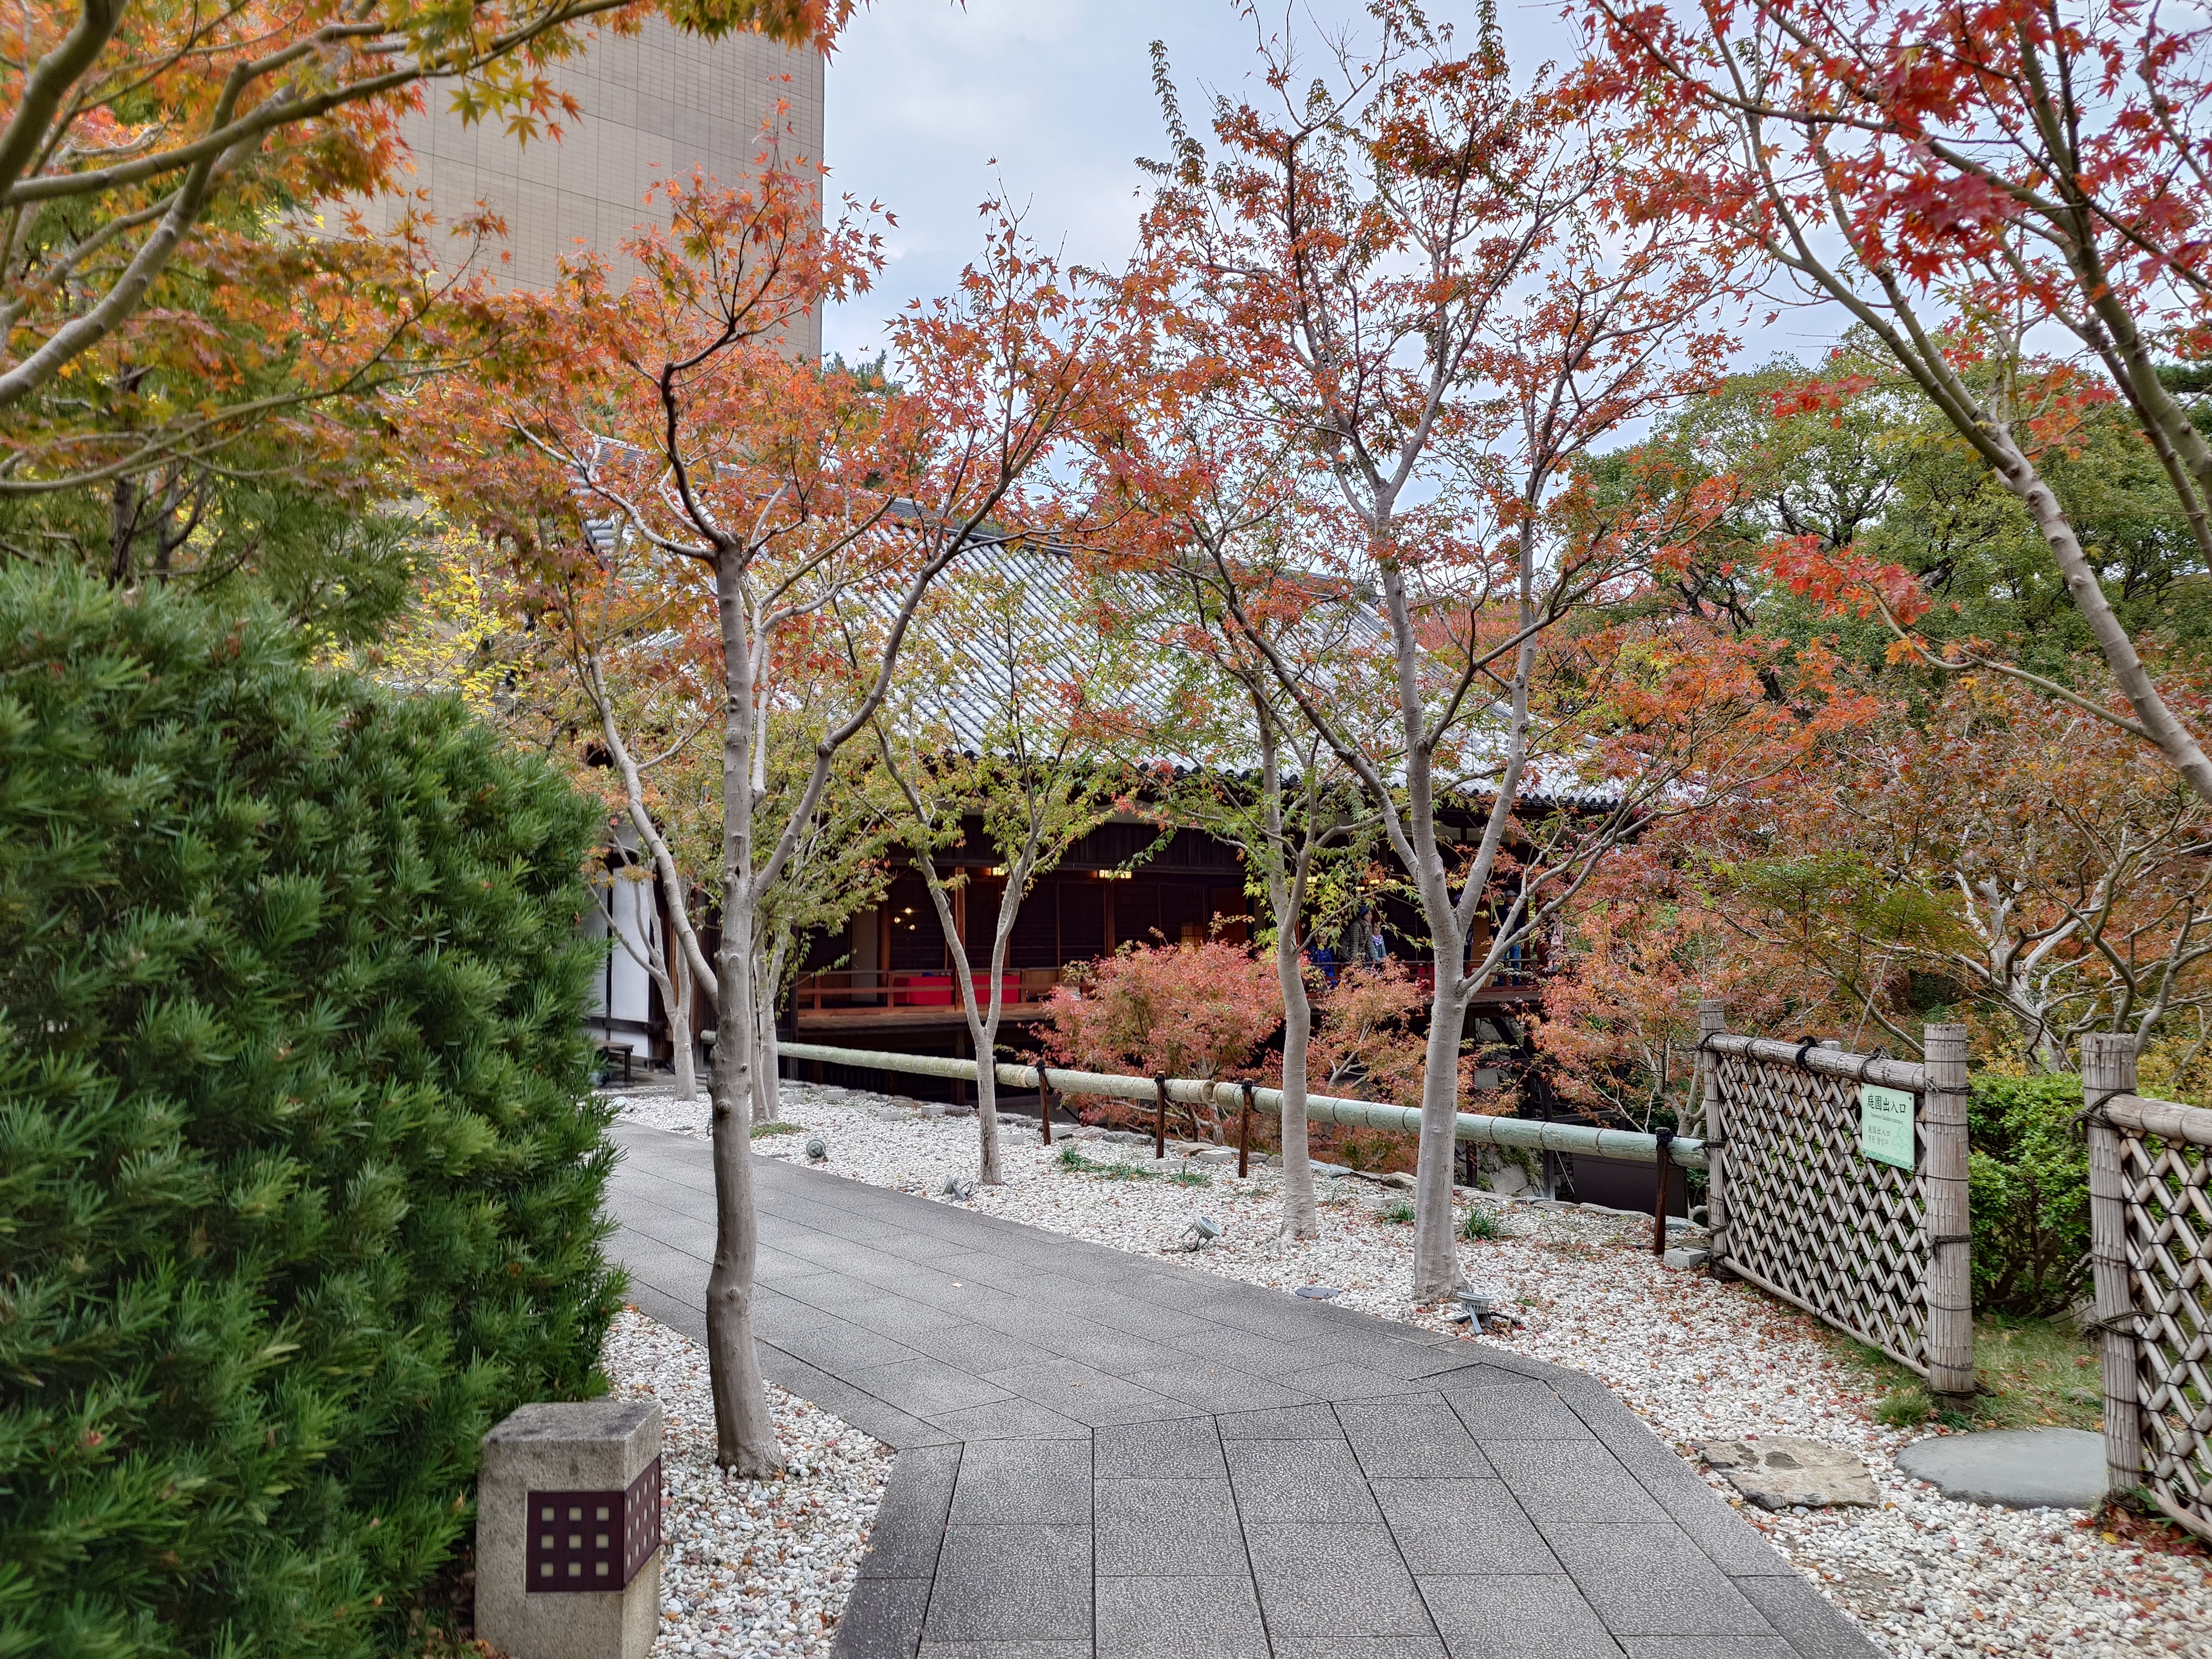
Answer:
(1121, 1, 1809, 1299)
(0, 0, 838, 499)
(1580, 0, 2212, 804)
(867, 551, 1145, 1184)
(412, 150, 1126, 1472)
(1041, 938, 1284, 1140)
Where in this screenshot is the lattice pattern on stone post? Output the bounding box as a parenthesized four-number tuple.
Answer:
(1700, 1024, 1973, 1397)
(2082, 1034, 2212, 1542)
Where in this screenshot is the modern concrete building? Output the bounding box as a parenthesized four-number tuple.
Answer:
(392, 16, 823, 356)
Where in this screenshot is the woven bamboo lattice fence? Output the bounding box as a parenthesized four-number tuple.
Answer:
(1694, 1005, 1975, 1399)
(2081, 1035, 2212, 1541)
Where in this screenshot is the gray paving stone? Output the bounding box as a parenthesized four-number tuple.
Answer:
(1093, 1415, 1226, 1479)
(899, 1322, 1066, 1375)
(606, 1131, 1879, 1659)
(922, 1526, 1093, 1641)
(1123, 1362, 1316, 1413)
(1216, 1402, 1343, 1439)
(832, 1574, 931, 1659)
(858, 1446, 962, 1578)
(1486, 1441, 1671, 1523)
(1541, 1523, 1775, 1636)
(977, 1360, 1190, 1427)
(1095, 1574, 1267, 1659)
(760, 1350, 962, 1450)
(926, 1399, 1089, 1442)
(948, 1439, 1092, 1526)
(1417, 1574, 1623, 1657)
(1289, 1360, 1438, 1401)
(1338, 1399, 1495, 1478)
(1734, 1575, 1886, 1658)
(1244, 1522, 1434, 1639)
(1228, 1437, 1384, 1522)
(1372, 1478, 1561, 1574)
(1440, 1380, 1598, 1440)
(1094, 1478, 1243, 1575)
(849, 1357, 1018, 1418)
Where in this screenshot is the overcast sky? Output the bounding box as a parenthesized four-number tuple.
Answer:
(816, 0, 1834, 368)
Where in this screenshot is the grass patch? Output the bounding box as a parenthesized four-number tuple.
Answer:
(1807, 1310, 2099, 1432)
(1380, 1199, 1416, 1225)
(1053, 1141, 1214, 1186)
(749, 1121, 801, 1139)
(1459, 1206, 1514, 1241)
(1057, 1141, 1152, 1180)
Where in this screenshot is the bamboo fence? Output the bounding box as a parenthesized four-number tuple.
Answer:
(2081, 1034, 2212, 1541)
(1695, 1006, 1976, 1400)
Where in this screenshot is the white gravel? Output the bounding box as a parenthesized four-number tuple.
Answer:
(598, 1307, 891, 1659)
(611, 1079, 2212, 1658)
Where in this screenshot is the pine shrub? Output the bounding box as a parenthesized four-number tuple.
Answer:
(0, 567, 623, 1658)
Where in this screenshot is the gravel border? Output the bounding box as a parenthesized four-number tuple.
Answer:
(611, 1079, 2212, 1658)
(599, 1307, 891, 1659)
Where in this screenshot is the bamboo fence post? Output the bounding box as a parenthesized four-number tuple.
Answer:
(1922, 1023, 1976, 1405)
(1038, 1065, 1054, 1147)
(1697, 999, 1730, 1275)
(1152, 1075, 1168, 1161)
(1238, 1083, 1254, 1178)
(2081, 1033, 2144, 1500)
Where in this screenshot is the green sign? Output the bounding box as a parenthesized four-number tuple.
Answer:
(1859, 1084, 1917, 1169)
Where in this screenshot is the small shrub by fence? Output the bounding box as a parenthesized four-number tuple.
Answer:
(2080, 1035, 2212, 1541)
(1695, 1005, 1976, 1401)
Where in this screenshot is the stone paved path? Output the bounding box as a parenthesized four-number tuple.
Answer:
(608, 1121, 1879, 1659)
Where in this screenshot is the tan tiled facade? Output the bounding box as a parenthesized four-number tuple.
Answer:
(390, 19, 823, 356)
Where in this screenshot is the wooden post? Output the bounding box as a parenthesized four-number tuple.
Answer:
(1039, 1065, 1054, 1147)
(1238, 1082, 1254, 1178)
(1652, 1126, 1674, 1255)
(1922, 1022, 1976, 1406)
(1153, 1075, 1168, 1160)
(2082, 1032, 2143, 1500)
(1697, 1000, 1730, 1277)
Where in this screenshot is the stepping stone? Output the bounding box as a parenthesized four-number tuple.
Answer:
(1895, 1428, 2106, 1510)
(1703, 1437, 1879, 1509)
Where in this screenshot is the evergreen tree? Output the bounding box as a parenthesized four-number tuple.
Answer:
(0, 565, 622, 1658)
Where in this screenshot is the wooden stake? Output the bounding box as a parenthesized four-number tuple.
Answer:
(1652, 1126, 1674, 1256)
(1697, 1000, 1730, 1278)
(1039, 1064, 1053, 1146)
(2082, 1033, 2143, 1500)
(1153, 1075, 1168, 1160)
(1922, 1022, 1976, 1405)
(1238, 1082, 1254, 1178)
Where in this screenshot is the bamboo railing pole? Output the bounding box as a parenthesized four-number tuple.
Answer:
(1697, 999, 1730, 1277)
(2082, 1033, 2144, 1501)
(1922, 1023, 1976, 1405)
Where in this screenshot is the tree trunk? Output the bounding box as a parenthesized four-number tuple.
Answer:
(703, 547, 781, 1477)
(704, 922, 782, 1475)
(670, 915, 697, 1102)
(750, 936, 785, 1127)
(974, 1015, 1003, 1183)
(1410, 980, 1468, 1301)
(1276, 921, 1317, 1239)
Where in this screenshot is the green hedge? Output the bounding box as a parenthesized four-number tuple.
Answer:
(0, 568, 622, 1658)
(1968, 1071, 2090, 1318)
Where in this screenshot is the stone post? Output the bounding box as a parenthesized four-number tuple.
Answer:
(2081, 1032, 2144, 1500)
(1921, 1023, 1976, 1406)
(1697, 999, 1730, 1276)
(477, 1400, 665, 1659)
